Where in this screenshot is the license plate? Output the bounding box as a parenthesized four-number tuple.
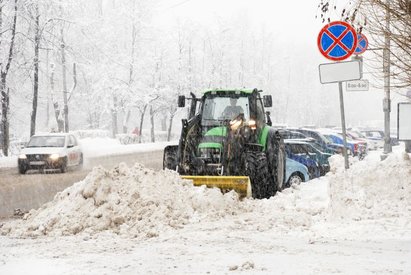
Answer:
(30, 161, 45, 165)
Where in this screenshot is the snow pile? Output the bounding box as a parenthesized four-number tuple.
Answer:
(327, 153, 411, 222)
(1, 163, 247, 238)
(2, 149, 410, 239)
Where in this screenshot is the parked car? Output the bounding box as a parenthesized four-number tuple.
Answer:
(360, 129, 400, 148)
(288, 128, 345, 155)
(278, 129, 308, 140)
(287, 139, 332, 175)
(321, 132, 366, 158)
(347, 129, 378, 150)
(285, 140, 321, 179)
(18, 133, 83, 174)
(285, 157, 310, 187)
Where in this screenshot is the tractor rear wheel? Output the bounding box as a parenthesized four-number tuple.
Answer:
(275, 143, 286, 192)
(245, 151, 271, 199)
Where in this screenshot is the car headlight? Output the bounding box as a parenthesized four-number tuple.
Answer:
(18, 154, 27, 159)
(49, 153, 60, 160)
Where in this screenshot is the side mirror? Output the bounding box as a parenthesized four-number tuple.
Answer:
(177, 95, 185, 108)
(263, 95, 272, 108)
(266, 111, 272, 126)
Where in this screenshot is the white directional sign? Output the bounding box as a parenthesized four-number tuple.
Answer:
(319, 60, 362, 84)
(346, 80, 369, 91)
(398, 103, 411, 140)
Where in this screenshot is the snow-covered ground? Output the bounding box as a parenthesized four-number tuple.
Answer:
(0, 146, 410, 274)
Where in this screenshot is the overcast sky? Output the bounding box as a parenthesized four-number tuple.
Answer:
(151, 0, 400, 128)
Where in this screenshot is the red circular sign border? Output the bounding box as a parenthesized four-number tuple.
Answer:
(317, 21, 358, 61)
(355, 33, 368, 55)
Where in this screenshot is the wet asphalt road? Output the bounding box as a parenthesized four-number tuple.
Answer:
(0, 150, 164, 218)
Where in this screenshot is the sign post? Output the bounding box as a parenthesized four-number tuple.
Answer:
(319, 60, 362, 169)
(318, 21, 359, 169)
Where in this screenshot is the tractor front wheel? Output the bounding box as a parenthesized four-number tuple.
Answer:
(163, 146, 178, 171)
(245, 151, 271, 199)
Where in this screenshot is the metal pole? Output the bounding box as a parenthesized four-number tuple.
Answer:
(383, 0, 392, 156)
(339, 81, 349, 169)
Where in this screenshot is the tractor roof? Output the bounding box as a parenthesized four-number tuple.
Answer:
(203, 88, 259, 95)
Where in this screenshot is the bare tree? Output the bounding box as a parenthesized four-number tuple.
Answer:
(1, 0, 18, 156)
(29, 2, 39, 137)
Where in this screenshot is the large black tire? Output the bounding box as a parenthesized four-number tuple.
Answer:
(245, 151, 271, 199)
(265, 133, 286, 196)
(163, 146, 178, 171)
(275, 143, 286, 192)
(18, 165, 27, 175)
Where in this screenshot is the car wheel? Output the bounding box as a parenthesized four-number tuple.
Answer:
(78, 153, 83, 169)
(60, 157, 67, 173)
(18, 165, 27, 175)
(287, 173, 303, 187)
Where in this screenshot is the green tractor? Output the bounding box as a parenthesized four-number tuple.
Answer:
(163, 88, 285, 199)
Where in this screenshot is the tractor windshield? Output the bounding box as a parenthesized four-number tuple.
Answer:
(201, 96, 250, 125)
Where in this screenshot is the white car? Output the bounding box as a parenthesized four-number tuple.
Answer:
(18, 133, 83, 174)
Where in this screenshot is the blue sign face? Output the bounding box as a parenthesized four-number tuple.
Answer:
(355, 33, 368, 55)
(317, 21, 358, 61)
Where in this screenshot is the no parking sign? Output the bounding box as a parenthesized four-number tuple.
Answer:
(317, 21, 357, 61)
(354, 33, 369, 55)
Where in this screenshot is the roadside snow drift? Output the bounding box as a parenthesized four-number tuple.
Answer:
(1, 151, 410, 239)
(1, 163, 249, 238)
(328, 153, 411, 222)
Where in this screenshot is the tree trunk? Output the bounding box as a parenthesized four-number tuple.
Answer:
(0, 0, 18, 156)
(30, 5, 40, 137)
(123, 109, 131, 133)
(161, 115, 167, 131)
(45, 50, 50, 128)
(150, 105, 155, 143)
(112, 95, 118, 138)
(61, 28, 69, 133)
(167, 113, 175, 142)
(1, 80, 10, 156)
(138, 104, 147, 143)
(50, 66, 64, 132)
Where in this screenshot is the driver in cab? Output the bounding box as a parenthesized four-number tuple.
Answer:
(221, 98, 244, 119)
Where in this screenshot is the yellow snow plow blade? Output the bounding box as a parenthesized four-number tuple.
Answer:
(181, 176, 252, 198)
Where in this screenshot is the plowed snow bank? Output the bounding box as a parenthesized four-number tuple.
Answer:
(1, 163, 247, 238)
(2, 150, 410, 239)
(328, 153, 411, 222)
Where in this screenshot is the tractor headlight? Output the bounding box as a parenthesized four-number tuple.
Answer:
(230, 118, 242, 131)
(18, 154, 27, 159)
(247, 119, 257, 130)
(49, 153, 60, 160)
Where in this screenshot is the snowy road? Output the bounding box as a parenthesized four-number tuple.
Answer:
(0, 225, 409, 274)
(0, 150, 164, 218)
